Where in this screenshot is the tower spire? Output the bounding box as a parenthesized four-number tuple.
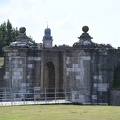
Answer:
(43, 23, 53, 48)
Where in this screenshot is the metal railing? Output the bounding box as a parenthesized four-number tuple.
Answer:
(0, 87, 71, 106)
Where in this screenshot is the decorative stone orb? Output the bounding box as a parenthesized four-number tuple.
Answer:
(82, 26, 89, 33)
(19, 27, 26, 33)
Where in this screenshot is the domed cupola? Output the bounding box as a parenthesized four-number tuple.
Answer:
(43, 27, 52, 40)
(43, 26, 53, 48)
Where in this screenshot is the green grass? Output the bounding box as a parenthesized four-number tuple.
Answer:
(0, 57, 4, 67)
(0, 105, 120, 120)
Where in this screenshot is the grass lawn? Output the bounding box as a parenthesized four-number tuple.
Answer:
(0, 105, 119, 120)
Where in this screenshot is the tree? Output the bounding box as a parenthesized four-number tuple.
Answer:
(0, 20, 35, 57)
(0, 20, 19, 56)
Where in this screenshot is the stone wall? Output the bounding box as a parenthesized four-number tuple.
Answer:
(110, 89, 120, 105)
(2, 45, 120, 104)
(0, 66, 5, 87)
(66, 49, 91, 103)
(2, 47, 42, 100)
(1, 42, 120, 104)
(65, 48, 112, 104)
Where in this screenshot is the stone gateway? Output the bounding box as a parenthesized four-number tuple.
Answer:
(0, 26, 120, 105)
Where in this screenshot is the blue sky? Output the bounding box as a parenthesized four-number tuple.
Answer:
(0, 0, 120, 48)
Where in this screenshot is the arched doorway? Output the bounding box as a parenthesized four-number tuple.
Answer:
(47, 62, 55, 98)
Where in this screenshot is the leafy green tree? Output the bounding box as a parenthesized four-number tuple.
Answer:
(0, 20, 19, 56)
(0, 22, 7, 56)
(0, 20, 36, 57)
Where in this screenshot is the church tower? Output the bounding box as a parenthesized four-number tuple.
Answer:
(43, 26, 53, 48)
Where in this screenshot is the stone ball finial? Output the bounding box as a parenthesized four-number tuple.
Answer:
(82, 26, 89, 33)
(19, 27, 26, 33)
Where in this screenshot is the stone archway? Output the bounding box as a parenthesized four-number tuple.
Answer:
(47, 62, 55, 88)
(46, 62, 55, 98)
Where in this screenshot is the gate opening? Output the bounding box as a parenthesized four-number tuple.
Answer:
(47, 62, 55, 98)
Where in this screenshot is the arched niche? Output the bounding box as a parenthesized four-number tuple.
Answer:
(47, 62, 55, 88)
(46, 62, 55, 98)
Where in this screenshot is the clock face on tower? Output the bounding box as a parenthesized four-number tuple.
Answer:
(44, 40, 52, 48)
(46, 42, 51, 47)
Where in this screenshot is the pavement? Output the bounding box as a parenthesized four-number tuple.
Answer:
(0, 99, 71, 106)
